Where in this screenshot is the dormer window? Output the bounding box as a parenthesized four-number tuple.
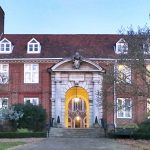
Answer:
(115, 38, 128, 54)
(0, 38, 13, 54)
(143, 38, 150, 54)
(27, 38, 41, 54)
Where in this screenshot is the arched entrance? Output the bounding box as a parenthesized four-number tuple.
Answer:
(65, 86, 89, 128)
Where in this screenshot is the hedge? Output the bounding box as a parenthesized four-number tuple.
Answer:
(108, 129, 150, 140)
(108, 128, 136, 138)
(0, 132, 47, 138)
(133, 133, 150, 140)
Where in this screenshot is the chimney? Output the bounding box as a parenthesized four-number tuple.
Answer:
(0, 6, 5, 34)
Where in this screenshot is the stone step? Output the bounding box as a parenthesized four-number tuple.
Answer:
(49, 128, 105, 138)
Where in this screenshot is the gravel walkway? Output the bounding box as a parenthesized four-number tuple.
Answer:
(3, 137, 140, 150)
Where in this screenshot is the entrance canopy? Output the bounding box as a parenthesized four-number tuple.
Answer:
(49, 54, 104, 128)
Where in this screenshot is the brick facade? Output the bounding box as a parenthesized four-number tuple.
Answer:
(0, 7, 148, 127)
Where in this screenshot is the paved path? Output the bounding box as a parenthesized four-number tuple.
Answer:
(14, 137, 139, 150)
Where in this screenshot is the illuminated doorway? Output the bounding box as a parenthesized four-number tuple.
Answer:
(65, 86, 89, 128)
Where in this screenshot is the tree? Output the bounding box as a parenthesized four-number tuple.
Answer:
(100, 25, 150, 125)
(13, 103, 47, 131)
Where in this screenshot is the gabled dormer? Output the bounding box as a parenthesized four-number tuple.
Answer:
(115, 38, 128, 54)
(27, 38, 41, 54)
(143, 38, 150, 54)
(0, 38, 13, 54)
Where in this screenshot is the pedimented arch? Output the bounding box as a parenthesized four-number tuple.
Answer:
(49, 56, 104, 128)
(51, 58, 105, 72)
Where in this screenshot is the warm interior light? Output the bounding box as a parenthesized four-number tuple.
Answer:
(118, 65, 124, 70)
(74, 97, 79, 103)
(76, 116, 80, 121)
(74, 85, 79, 103)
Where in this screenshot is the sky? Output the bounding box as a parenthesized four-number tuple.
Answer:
(0, 0, 150, 34)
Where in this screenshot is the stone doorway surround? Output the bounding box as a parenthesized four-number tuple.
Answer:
(49, 54, 105, 127)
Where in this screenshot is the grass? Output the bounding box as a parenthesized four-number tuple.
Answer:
(117, 139, 150, 150)
(0, 141, 26, 150)
(133, 143, 150, 150)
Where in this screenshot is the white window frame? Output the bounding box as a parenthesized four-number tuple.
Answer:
(27, 38, 41, 54)
(0, 98, 8, 109)
(24, 97, 39, 105)
(115, 38, 128, 54)
(146, 65, 150, 83)
(147, 98, 150, 119)
(0, 38, 13, 54)
(116, 64, 131, 83)
(117, 98, 132, 118)
(0, 64, 9, 84)
(143, 38, 150, 54)
(24, 64, 39, 83)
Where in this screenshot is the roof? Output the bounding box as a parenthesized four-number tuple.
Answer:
(0, 6, 4, 15)
(0, 34, 122, 59)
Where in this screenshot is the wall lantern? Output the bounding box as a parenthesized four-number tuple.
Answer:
(74, 85, 80, 103)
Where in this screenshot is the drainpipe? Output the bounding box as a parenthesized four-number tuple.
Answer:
(113, 60, 117, 127)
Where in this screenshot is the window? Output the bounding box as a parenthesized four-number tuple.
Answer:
(24, 64, 39, 83)
(0, 64, 9, 84)
(146, 65, 150, 83)
(143, 38, 150, 54)
(117, 98, 132, 118)
(115, 38, 128, 54)
(0, 98, 8, 109)
(117, 65, 131, 83)
(24, 97, 39, 105)
(27, 38, 41, 54)
(72, 98, 85, 112)
(0, 38, 13, 53)
(147, 98, 150, 119)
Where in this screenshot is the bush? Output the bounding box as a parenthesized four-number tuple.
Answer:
(12, 103, 47, 132)
(108, 123, 138, 139)
(133, 133, 150, 139)
(17, 128, 32, 133)
(131, 119, 150, 139)
(118, 123, 139, 129)
(109, 128, 136, 138)
(0, 132, 47, 138)
(136, 119, 150, 133)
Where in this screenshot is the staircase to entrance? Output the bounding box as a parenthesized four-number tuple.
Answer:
(49, 128, 105, 138)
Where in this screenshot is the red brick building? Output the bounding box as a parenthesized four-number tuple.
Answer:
(0, 7, 149, 128)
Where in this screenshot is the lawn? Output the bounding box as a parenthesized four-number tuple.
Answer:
(117, 139, 150, 150)
(0, 142, 26, 150)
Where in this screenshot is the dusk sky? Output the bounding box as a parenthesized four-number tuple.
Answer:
(0, 0, 150, 34)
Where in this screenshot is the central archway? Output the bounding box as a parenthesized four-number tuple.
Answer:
(65, 86, 89, 128)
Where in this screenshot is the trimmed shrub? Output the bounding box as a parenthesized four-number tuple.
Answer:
(133, 133, 150, 139)
(0, 132, 47, 138)
(132, 119, 150, 139)
(17, 128, 32, 133)
(108, 123, 138, 139)
(136, 119, 150, 133)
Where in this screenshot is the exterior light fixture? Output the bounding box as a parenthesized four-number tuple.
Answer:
(74, 85, 79, 103)
(76, 116, 80, 121)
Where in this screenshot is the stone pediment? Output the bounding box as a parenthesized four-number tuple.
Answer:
(51, 58, 105, 72)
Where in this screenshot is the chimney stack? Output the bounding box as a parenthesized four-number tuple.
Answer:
(0, 6, 5, 34)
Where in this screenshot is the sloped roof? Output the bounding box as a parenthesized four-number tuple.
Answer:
(0, 6, 4, 15)
(0, 34, 122, 59)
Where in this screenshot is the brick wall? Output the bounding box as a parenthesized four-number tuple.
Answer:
(0, 60, 148, 126)
(0, 62, 54, 121)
